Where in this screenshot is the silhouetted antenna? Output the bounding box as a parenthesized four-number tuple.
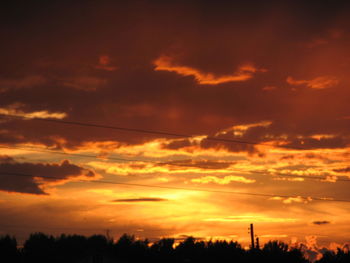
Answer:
(249, 223, 255, 249)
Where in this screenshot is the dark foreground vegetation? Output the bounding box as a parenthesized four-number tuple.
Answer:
(0, 233, 349, 263)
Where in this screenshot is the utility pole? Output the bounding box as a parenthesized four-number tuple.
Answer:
(256, 237, 260, 249)
(249, 223, 255, 249)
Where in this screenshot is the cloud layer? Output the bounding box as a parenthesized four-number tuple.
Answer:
(0, 156, 96, 194)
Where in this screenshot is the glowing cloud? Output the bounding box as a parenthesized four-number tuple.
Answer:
(270, 196, 312, 204)
(286, 76, 339, 89)
(219, 120, 272, 137)
(154, 56, 264, 85)
(0, 107, 67, 119)
(191, 175, 255, 184)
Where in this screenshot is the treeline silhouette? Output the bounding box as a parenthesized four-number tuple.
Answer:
(0, 233, 348, 263)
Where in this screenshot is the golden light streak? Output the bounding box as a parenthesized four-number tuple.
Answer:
(203, 215, 298, 223)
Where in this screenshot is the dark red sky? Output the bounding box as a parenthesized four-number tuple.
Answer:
(0, 0, 350, 255)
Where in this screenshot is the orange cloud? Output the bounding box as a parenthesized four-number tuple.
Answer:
(191, 175, 255, 184)
(270, 196, 312, 204)
(0, 106, 67, 119)
(286, 76, 339, 89)
(154, 56, 264, 85)
(217, 120, 272, 137)
(87, 160, 238, 176)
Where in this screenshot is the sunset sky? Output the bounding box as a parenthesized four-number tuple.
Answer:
(1, 0, 350, 254)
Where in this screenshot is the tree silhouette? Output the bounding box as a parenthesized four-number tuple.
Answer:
(55, 234, 88, 263)
(150, 238, 175, 263)
(0, 235, 19, 262)
(259, 241, 308, 263)
(23, 232, 56, 263)
(316, 248, 350, 263)
(0, 231, 321, 263)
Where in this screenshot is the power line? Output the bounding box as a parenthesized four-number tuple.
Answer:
(1, 172, 350, 203)
(0, 114, 305, 150)
(3, 115, 348, 181)
(1, 144, 349, 182)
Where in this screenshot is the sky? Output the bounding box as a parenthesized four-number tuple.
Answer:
(1, 0, 350, 255)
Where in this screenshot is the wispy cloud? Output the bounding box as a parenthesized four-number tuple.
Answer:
(0, 75, 46, 91)
(0, 105, 67, 119)
(286, 76, 339, 89)
(154, 56, 264, 85)
(94, 55, 118, 71)
(270, 196, 312, 204)
(63, 76, 107, 91)
(191, 175, 255, 184)
(333, 167, 350, 173)
(312, 221, 331, 225)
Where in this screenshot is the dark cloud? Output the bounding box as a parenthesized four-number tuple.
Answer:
(312, 221, 331, 225)
(334, 167, 350, 173)
(162, 139, 193, 150)
(0, 1, 349, 153)
(160, 159, 234, 170)
(280, 155, 295, 160)
(199, 133, 260, 154)
(0, 156, 96, 195)
(282, 137, 349, 150)
(112, 198, 168, 202)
